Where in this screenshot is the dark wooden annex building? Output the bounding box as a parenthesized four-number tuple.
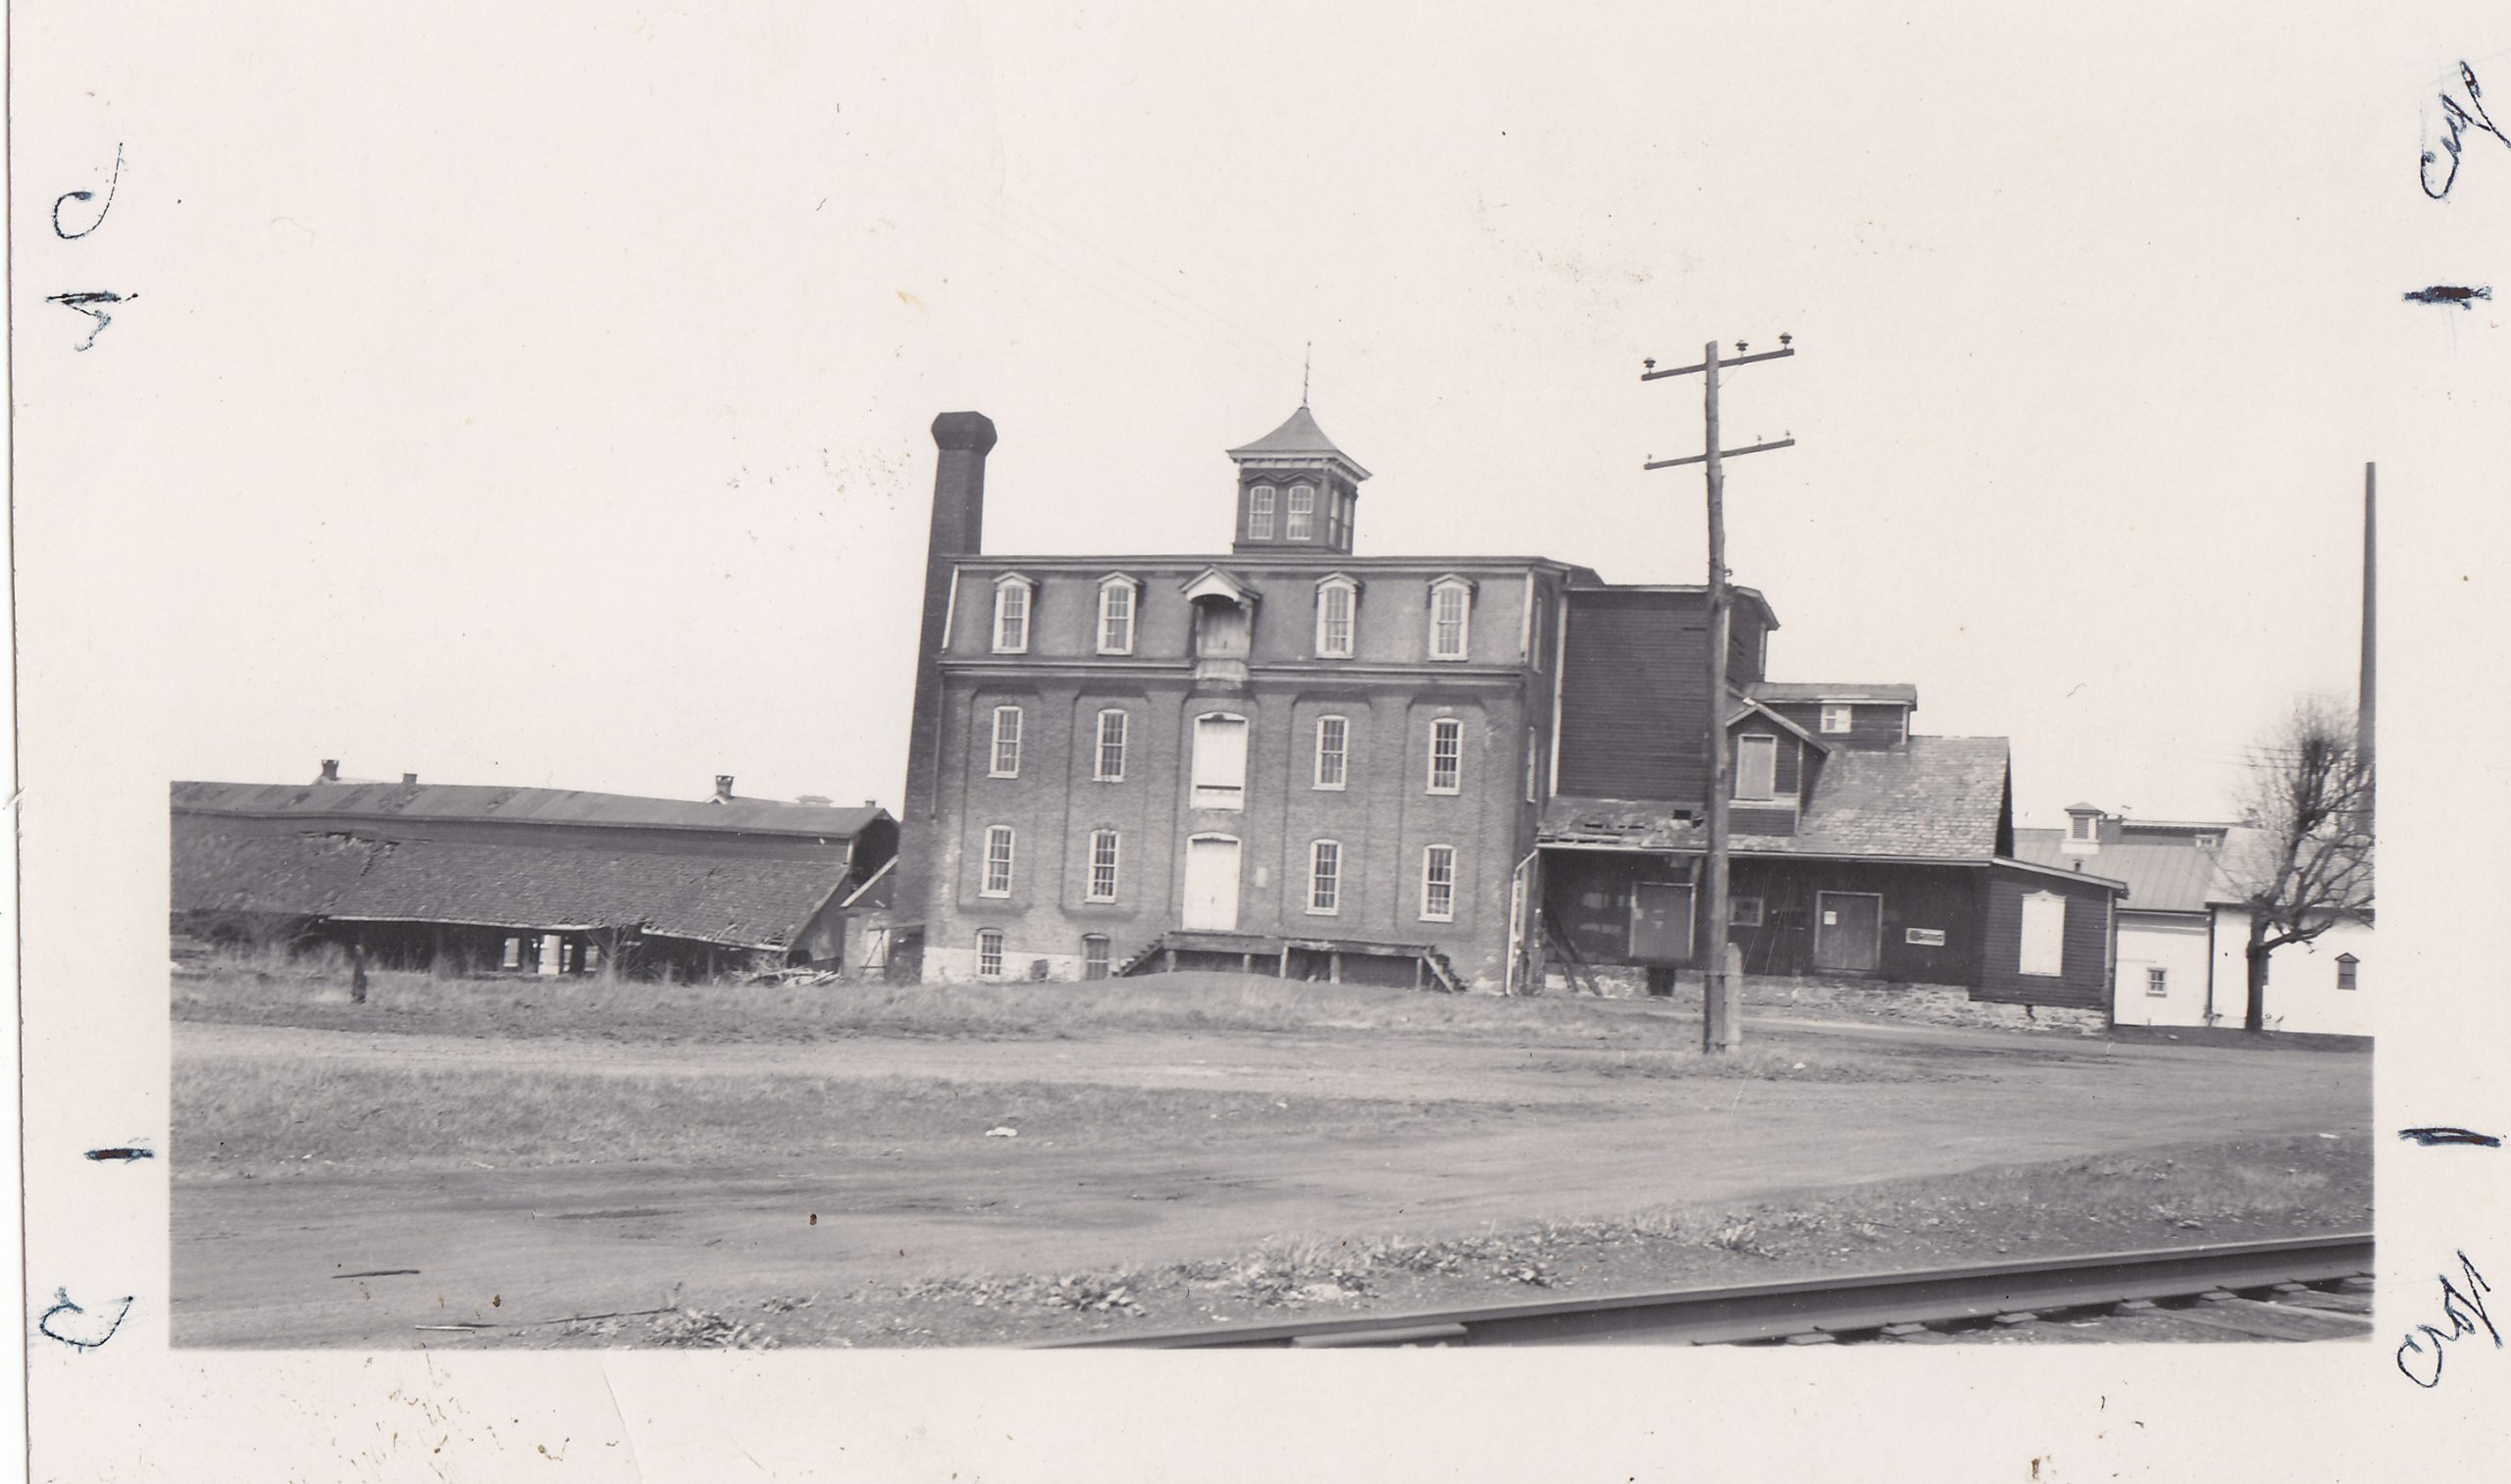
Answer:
(1527, 619, 2125, 1010)
(173, 767, 897, 979)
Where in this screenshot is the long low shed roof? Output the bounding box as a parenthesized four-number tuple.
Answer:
(172, 817, 848, 949)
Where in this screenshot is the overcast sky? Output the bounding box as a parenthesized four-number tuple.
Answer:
(22, 0, 2506, 826)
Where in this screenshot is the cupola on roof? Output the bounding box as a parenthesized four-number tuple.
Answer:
(1226, 404, 1371, 478)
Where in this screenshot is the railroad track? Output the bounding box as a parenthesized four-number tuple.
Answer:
(1043, 1233, 2374, 1349)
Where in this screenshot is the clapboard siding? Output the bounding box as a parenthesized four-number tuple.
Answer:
(1973, 865, 2115, 1009)
(1557, 591, 1713, 801)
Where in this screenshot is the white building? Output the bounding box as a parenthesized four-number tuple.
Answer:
(2014, 806, 2370, 1037)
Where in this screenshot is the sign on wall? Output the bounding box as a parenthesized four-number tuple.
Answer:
(1905, 927, 1947, 947)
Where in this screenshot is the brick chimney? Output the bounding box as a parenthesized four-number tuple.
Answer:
(713, 775, 737, 803)
(317, 758, 340, 784)
(894, 411, 997, 943)
(401, 772, 419, 786)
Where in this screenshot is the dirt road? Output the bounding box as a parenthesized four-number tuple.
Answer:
(172, 1016, 2366, 1347)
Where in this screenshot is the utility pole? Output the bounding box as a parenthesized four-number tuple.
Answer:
(1642, 337, 1797, 1053)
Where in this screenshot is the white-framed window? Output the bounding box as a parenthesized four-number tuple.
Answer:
(1730, 896, 1766, 927)
(1315, 577, 1358, 658)
(1429, 578, 1472, 660)
(1820, 703, 1853, 734)
(982, 825, 1016, 897)
(2019, 890, 2065, 976)
(1427, 717, 1462, 793)
(1525, 727, 1541, 802)
(976, 929, 1004, 978)
(2335, 953, 2360, 991)
(1095, 708, 1128, 782)
(992, 576, 1035, 654)
(1308, 840, 1342, 914)
(1314, 715, 1349, 790)
(2069, 813, 2099, 842)
(1082, 935, 1111, 981)
(1249, 485, 1276, 540)
(1191, 712, 1250, 810)
(1286, 484, 1315, 539)
(1420, 844, 1457, 922)
(989, 705, 1023, 778)
(1086, 829, 1121, 902)
(2145, 966, 2169, 997)
(1735, 734, 1778, 801)
(1327, 486, 1348, 547)
(1097, 576, 1139, 655)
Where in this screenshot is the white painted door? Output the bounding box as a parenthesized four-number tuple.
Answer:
(1181, 837, 1242, 931)
(2020, 891, 2067, 977)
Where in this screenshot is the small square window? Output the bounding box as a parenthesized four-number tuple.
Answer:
(1730, 896, 1765, 927)
(1820, 703, 1853, 734)
(2146, 966, 2169, 997)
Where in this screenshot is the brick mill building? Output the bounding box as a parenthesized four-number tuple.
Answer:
(891, 407, 2121, 1008)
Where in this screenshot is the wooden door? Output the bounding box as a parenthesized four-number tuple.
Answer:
(1182, 836, 1242, 931)
(1628, 882, 1695, 964)
(1813, 892, 1882, 973)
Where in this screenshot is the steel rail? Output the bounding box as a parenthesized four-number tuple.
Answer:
(1039, 1232, 2373, 1349)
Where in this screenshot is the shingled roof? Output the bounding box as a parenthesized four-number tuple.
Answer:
(1540, 736, 2015, 862)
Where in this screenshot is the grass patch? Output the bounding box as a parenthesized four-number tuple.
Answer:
(175, 961, 1717, 1049)
(173, 1055, 1498, 1172)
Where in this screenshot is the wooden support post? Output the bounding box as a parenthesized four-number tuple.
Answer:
(350, 932, 369, 1004)
(1329, 951, 1343, 984)
(1413, 955, 1426, 991)
(1241, 951, 1255, 973)
(1278, 945, 1291, 978)
(1163, 947, 1177, 973)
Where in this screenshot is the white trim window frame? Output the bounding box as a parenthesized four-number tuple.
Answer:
(1082, 934, 1111, 980)
(1427, 717, 1463, 794)
(991, 576, 1036, 654)
(1314, 575, 1358, 658)
(2145, 965, 2169, 997)
(1086, 829, 1121, 903)
(1248, 485, 1276, 540)
(1730, 896, 1766, 927)
(1420, 844, 1458, 922)
(981, 825, 1016, 897)
(1094, 708, 1128, 783)
(1734, 733, 1778, 801)
(1096, 575, 1140, 656)
(989, 705, 1024, 779)
(1820, 702, 1853, 735)
(1313, 715, 1350, 790)
(1308, 840, 1342, 915)
(1286, 484, 1315, 540)
(976, 928, 1004, 978)
(1428, 577, 1473, 661)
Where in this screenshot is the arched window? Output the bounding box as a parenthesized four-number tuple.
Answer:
(1428, 576, 1474, 660)
(1286, 485, 1315, 539)
(992, 575, 1037, 653)
(1097, 575, 1141, 655)
(1314, 575, 1359, 658)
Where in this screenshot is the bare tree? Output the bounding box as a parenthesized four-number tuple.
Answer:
(2226, 698, 2374, 1032)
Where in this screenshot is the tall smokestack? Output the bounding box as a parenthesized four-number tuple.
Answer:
(895, 412, 998, 945)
